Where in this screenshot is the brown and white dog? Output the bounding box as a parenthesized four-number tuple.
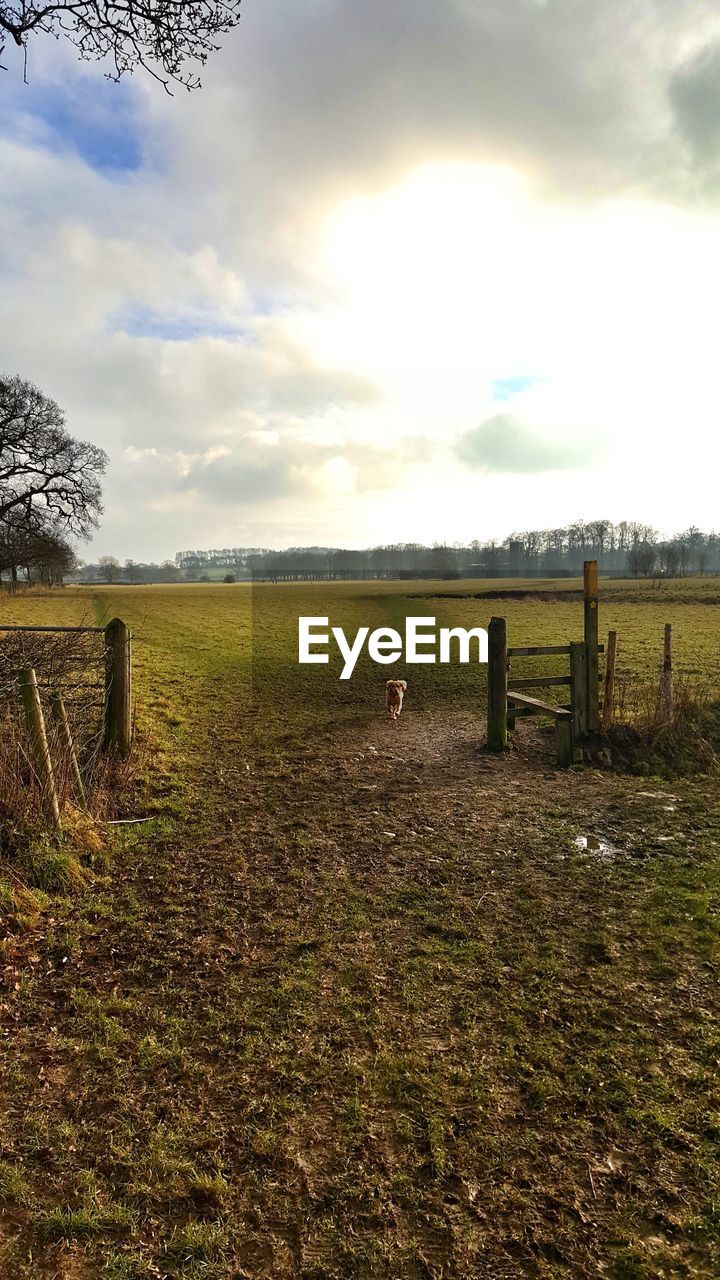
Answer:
(386, 679, 407, 721)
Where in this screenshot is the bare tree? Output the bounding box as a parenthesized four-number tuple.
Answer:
(0, 376, 107, 538)
(98, 554, 121, 582)
(656, 541, 680, 577)
(30, 526, 78, 584)
(635, 542, 657, 577)
(0, 511, 77, 584)
(587, 519, 611, 554)
(680, 526, 704, 576)
(0, 510, 39, 582)
(0, 0, 240, 90)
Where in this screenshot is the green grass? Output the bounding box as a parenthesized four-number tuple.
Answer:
(0, 578, 718, 1276)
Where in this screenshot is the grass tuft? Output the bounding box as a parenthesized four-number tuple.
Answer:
(35, 1202, 135, 1242)
(22, 842, 91, 893)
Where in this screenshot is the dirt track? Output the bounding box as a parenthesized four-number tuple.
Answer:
(2, 703, 720, 1277)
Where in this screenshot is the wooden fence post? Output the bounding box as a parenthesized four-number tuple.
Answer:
(51, 692, 87, 809)
(487, 616, 508, 752)
(555, 717, 574, 768)
(602, 630, 617, 731)
(19, 667, 61, 830)
(569, 641, 587, 742)
(659, 623, 673, 723)
(103, 618, 132, 759)
(584, 560, 600, 733)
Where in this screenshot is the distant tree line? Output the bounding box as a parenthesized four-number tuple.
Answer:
(82, 557, 183, 584)
(474, 521, 719, 578)
(172, 522, 720, 581)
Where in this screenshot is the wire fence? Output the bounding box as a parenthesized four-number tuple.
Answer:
(0, 626, 118, 835)
(611, 667, 713, 730)
(0, 626, 109, 760)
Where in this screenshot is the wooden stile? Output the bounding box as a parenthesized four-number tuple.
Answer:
(555, 717, 574, 768)
(507, 692, 573, 767)
(487, 616, 508, 752)
(487, 567, 607, 766)
(507, 645, 571, 657)
(507, 675, 572, 690)
(584, 560, 600, 733)
(569, 641, 588, 742)
(507, 692, 572, 717)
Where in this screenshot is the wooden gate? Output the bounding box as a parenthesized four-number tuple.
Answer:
(487, 561, 603, 767)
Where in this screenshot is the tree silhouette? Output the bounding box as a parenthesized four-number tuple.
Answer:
(0, 375, 107, 537)
(0, 0, 240, 90)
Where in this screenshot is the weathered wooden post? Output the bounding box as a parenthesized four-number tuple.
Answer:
(569, 641, 588, 742)
(19, 667, 61, 830)
(51, 692, 87, 809)
(487, 616, 508, 752)
(103, 618, 132, 759)
(584, 560, 600, 732)
(555, 714, 574, 768)
(602, 630, 617, 731)
(659, 623, 673, 723)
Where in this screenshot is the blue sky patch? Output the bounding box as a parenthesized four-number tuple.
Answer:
(111, 306, 253, 343)
(490, 375, 540, 402)
(7, 75, 142, 173)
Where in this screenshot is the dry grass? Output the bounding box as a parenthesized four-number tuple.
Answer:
(0, 582, 718, 1276)
(0, 627, 128, 924)
(609, 670, 719, 777)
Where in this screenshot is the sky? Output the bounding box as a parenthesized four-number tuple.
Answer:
(2, 0, 720, 561)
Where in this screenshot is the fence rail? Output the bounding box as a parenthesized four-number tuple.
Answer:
(0, 625, 106, 633)
(0, 617, 132, 767)
(507, 644, 605, 657)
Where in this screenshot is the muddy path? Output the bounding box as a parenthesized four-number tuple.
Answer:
(1, 702, 720, 1278)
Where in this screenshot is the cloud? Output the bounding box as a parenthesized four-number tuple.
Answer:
(2, 2, 720, 556)
(669, 41, 720, 165)
(122, 432, 430, 510)
(456, 415, 597, 474)
(136, 0, 720, 279)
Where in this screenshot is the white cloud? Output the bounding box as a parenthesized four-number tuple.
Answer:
(2, 1, 720, 557)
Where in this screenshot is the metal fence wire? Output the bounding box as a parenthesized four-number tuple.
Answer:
(0, 626, 109, 767)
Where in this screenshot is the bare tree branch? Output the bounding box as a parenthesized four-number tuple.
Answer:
(0, 0, 240, 89)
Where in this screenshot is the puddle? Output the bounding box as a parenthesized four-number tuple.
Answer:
(574, 834, 623, 862)
(574, 831, 678, 860)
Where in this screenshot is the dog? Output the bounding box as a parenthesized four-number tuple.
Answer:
(385, 679, 407, 721)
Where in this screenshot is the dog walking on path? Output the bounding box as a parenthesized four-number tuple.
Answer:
(385, 679, 407, 722)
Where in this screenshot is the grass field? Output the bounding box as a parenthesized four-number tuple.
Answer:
(0, 578, 719, 1278)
